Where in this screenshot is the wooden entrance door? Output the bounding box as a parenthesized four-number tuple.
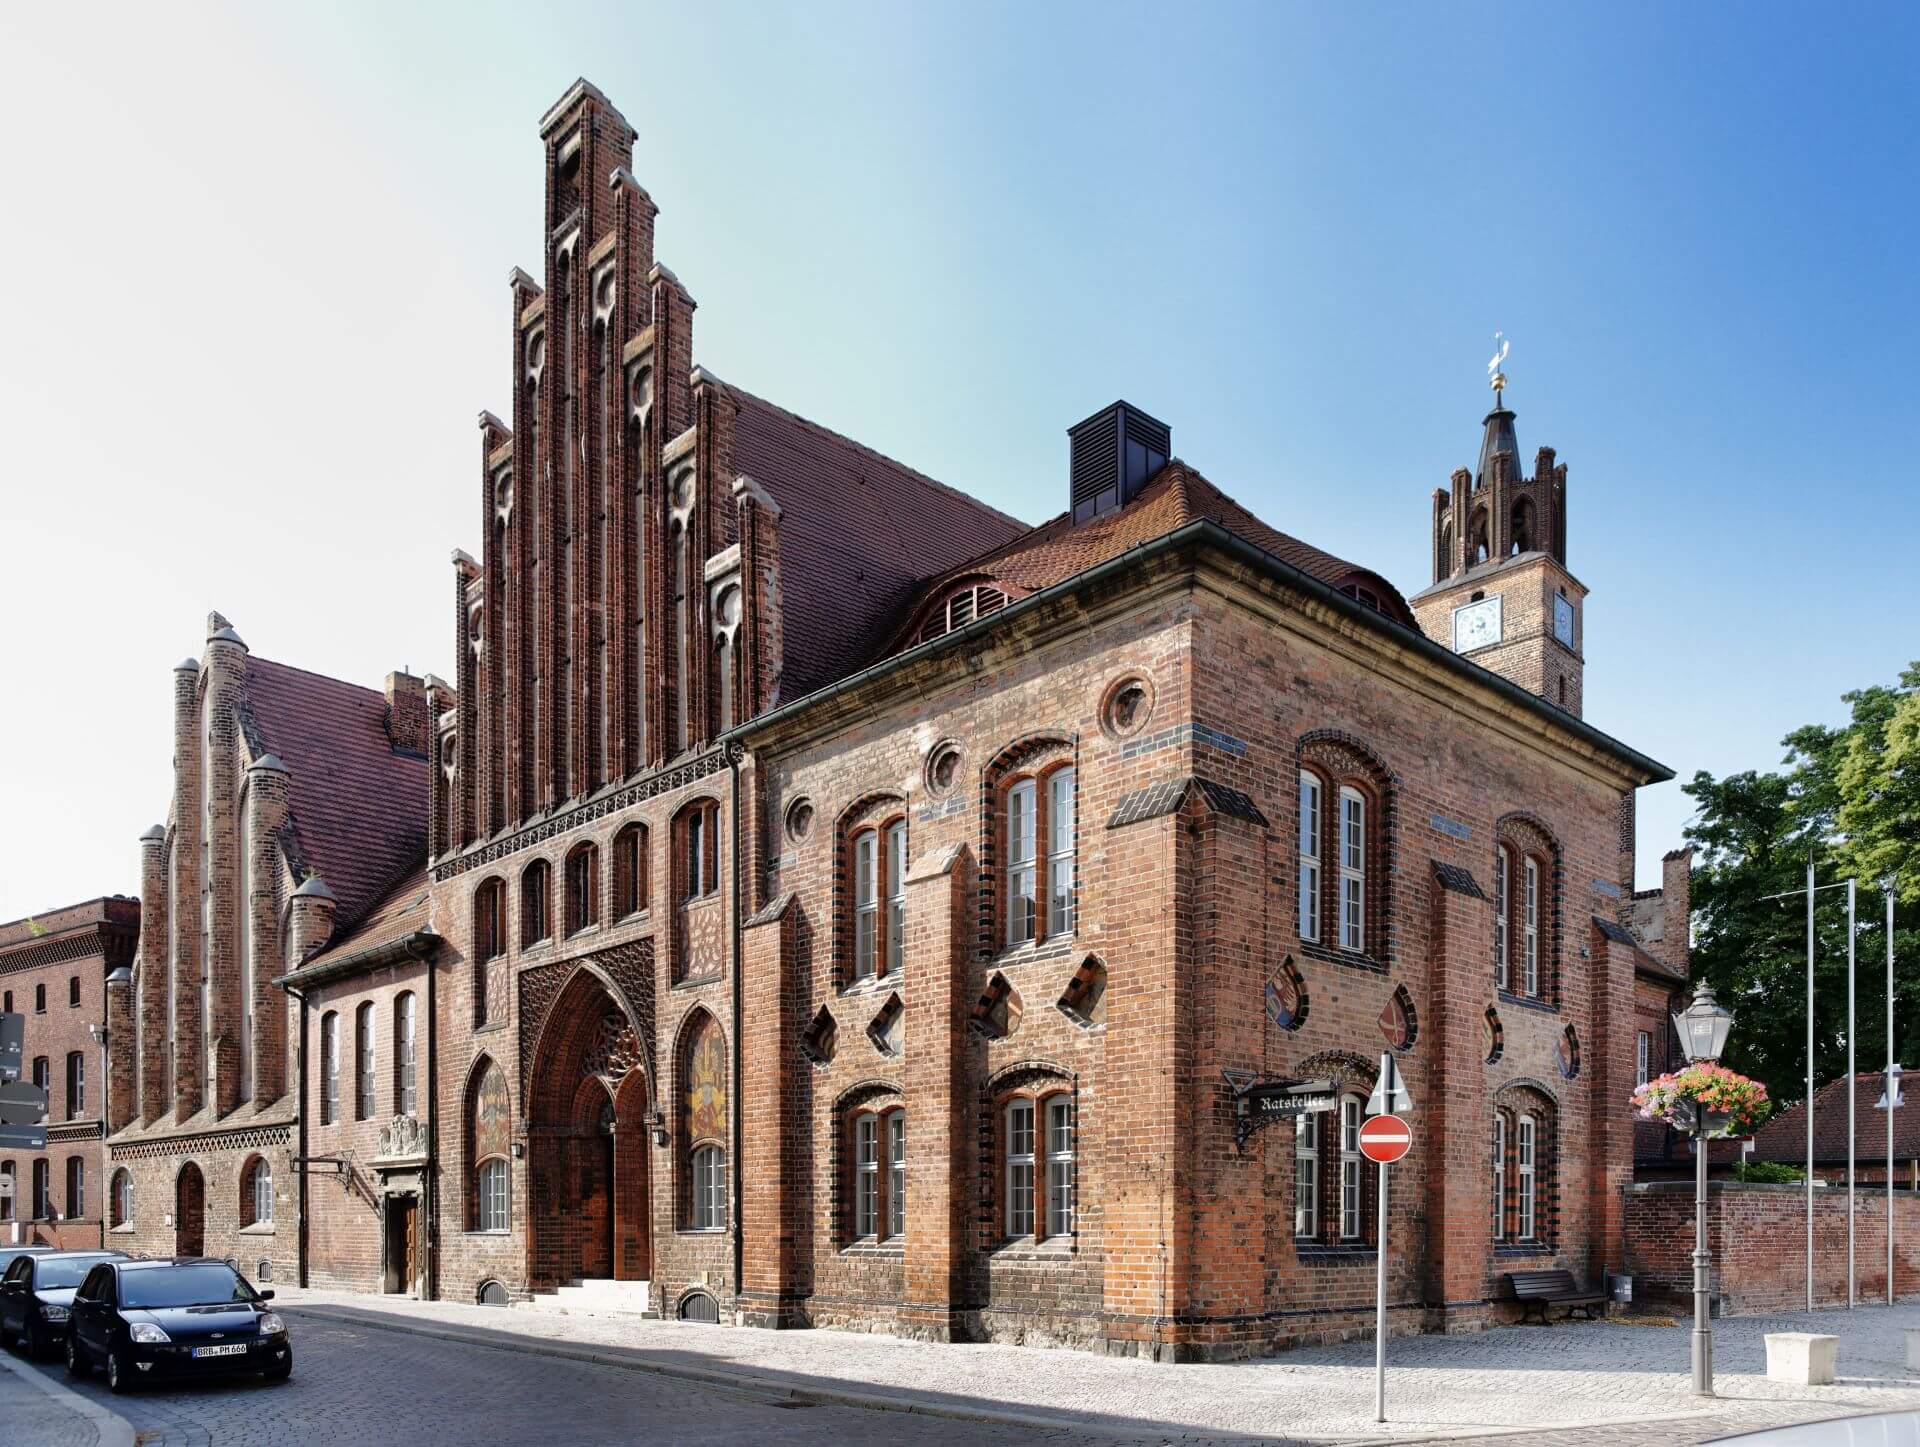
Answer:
(386, 1196, 418, 1293)
(175, 1163, 205, 1258)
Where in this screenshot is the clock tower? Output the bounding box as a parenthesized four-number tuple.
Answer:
(1408, 374, 1586, 716)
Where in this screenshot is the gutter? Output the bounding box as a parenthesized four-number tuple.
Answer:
(273, 931, 441, 992)
(726, 519, 1673, 786)
(281, 981, 310, 1289)
(424, 926, 440, 1302)
(727, 746, 744, 1303)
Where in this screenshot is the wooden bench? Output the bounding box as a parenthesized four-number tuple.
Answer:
(1504, 1269, 1607, 1324)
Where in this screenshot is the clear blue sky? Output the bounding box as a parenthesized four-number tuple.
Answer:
(1, 2, 1914, 917)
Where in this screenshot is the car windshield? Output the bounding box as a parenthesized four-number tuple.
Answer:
(119, 1264, 257, 1310)
(35, 1257, 114, 1290)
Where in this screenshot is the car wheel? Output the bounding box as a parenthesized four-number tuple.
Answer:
(65, 1334, 89, 1378)
(106, 1349, 131, 1394)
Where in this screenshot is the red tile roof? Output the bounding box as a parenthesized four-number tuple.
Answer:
(730, 389, 1028, 699)
(244, 657, 429, 936)
(887, 461, 1414, 652)
(1751, 1069, 1920, 1165)
(294, 864, 432, 975)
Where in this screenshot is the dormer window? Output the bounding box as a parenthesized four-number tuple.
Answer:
(915, 583, 1008, 645)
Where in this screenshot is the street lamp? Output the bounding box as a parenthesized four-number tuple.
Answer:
(1673, 982, 1736, 1397)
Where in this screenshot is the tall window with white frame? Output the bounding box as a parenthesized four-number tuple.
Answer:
(66, 1051, 83, 1120)
(1294, 1113, 1318, 1237)
(1494, 845, 1511, 990)
(1045, 1096, 1075, 1239)
(1491, 1113, 1507, 1241)
(1006, 780, 1037, 947)
(887, 1111, 906, 1240)
(1338, 789, 1366, 952)
(1004, 1098, 1035, 1237)
(885, 820, 908, 968)
(1516, 1113, 1537, 1240)
(854, 1113, 880, 1238)
(112, 1167, 131, 1230)
(251, 1160, 273, 1225)
(397, 993, 417, 1116)
(1522, 859, 1540, 996)
(320, 1012, 339, 1126)
(66, 1157, 84, 1219)
(356, 1003, 375, 1121)
(691, 1144, 726, 1230)
(1339, 1095, 1364, 1240)
(1636, 1031, 1651, 1088)
(1047, 768, 1076, 937)
(853, 829, 879, 979)
(478, 1158, 508, 1231)
(1298, 771, 1322, 943)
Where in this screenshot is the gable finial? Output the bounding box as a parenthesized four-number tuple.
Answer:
(1487, 331, 1511, 406)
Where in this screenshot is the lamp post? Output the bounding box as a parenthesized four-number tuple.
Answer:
(1674, 983, 1736, 1397)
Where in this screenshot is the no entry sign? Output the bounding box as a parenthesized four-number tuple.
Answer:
(1359, 1114, 1412, 1164)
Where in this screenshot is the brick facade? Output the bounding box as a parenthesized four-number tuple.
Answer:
(0, 897, 137, 1249)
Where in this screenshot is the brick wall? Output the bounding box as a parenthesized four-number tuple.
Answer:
(1623, 1181, 1920, 1313)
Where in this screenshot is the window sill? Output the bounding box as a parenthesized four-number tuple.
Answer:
(566, 924, 602, 943)
(1494, 1241, 1555, 1257)
(839, 1240, 905, 1259)
(1298, 941, 1388, 975)
(989, 937, 1077, 970)
(467, 1228, 513, 1237)
(1296, 1242, 1378, 1261)
(474, 1020, 510, 1036)
(239, 1222, 276, 1237)
(673, 974, 725, 991)
(108, 1224, 136, 1236)
(989, 1238, 1075, 1261)
(677, 1226, 728, 1236)
(837, 973, 901, 1000)
(1497, 991, 1559, 1015)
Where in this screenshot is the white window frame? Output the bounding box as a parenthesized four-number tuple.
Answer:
(1492, 1113, 1507, 1241)
(1517, 1113, 1537, 1241)
(477, 1157, 509, 1232)
(321, 1013, 339, 1126)
(1297, 771, 1322, 943)
(854, 1112, 880, 1238)
(252, 1161, 274, 1224)
(66, 1156, 84, 1219)
(885, 821, 908, 972)
(1339, 1095, 1364, 1240)
(1006, 780, 1037, 947)
(112, 1168, 132, 1229)
(357, 1003, 376, 1121)
(853, 829, 879, 979)
(1294, 1112, 1319, 1238)
(691, 1144, 727, 1231)
(1005, 1099, 1035, 1238)
(1494, 845, 1510, 989)
(887, 1110, 906, 1240)
(1523, 858, 1540, 996)
(1045, 1096, 1075, 1240)
(67, 1052, 84, 1120)
(398, 994, 418, 1116)
(1047, 768, 1076, 938)
(1636, 1031, 1651, 1088)
(1338, 789, 1366, 953)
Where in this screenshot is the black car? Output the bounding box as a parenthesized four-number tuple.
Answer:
(64, 1257, 291, 1391)
(0, 1250, 125, 1359)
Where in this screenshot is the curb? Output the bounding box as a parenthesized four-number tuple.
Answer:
(285, 1302, 1202, 1443)
(0, 1343, 137, 1447)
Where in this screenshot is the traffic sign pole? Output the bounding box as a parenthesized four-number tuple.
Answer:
(1374, 1154, 1389, 1422)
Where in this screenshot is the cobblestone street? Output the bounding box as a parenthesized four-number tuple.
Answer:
(13, 1288, 1920, 1446)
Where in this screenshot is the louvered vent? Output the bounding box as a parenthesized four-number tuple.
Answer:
(916, 583, 1009, 645)
(1069, 401, 1171, 524)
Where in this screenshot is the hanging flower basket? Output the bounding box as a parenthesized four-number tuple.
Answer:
(1631, 1063, 1772, 1139)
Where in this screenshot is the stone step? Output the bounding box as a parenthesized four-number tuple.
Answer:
(519, 1278, 656, 1319)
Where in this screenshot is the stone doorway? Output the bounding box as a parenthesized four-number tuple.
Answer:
(175, 1162, 205, 1257)
(526, 968, 652, 1290)
(384, 1194, 419, 1294)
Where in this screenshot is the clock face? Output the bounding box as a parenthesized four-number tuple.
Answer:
(1452, 596, 1502, 653)
(1553, 593, 1576, 648)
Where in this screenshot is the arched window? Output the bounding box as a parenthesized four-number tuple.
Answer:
(0, 1161, 13, 1222)
(679, 800, 720, 902)
(31, 1159, 50, 1220)
(844, 1100, 906, 1244)
(319, 1012, 339, 1126)
(474, 876, 505, 1024)
(1469, 507, 1490, 565)
(914, 580, 1010, 646)
(1510, 497, 1535, 556)
(65, 1051, 84, 1120)
(395, 993, 417, 1116)
(847, 813, 909, 982)
(466, 1057, 511, 1232)
(521, 859, 552, 947)
(565, 842, 600, 935)
(110, 1168, 132, 1229)
(1492, 1088, 1557, 1246)
(1293, 1114, 1318, 1237)
(241, 1157, 273, 1226)
(1001, 765, 1075, 949)
(613, 823, 648, 919)
(1297, 738, 1391, 963)
(65, 1156, 84, 1219)
(355, 1002, 375, 1121)
(1438, 518, 1454, 579)
(711, 583, 741, 735)
(993, 1077, 1074, 1244)
(1495, 817, 1559, 1002)
(679, 1012, 728, 1230)
(1290, 1056, 1380, 1248)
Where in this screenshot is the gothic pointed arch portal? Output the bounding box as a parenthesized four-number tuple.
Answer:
(526, 967, 653, 1288)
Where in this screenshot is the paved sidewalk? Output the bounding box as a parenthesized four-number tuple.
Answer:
(0, 1342, 134, 1447)
(273, 1287, 1920, 1444)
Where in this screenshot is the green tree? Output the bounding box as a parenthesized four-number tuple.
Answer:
(1683, 665, 1919, 1107)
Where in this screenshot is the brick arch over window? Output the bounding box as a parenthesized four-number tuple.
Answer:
(1295, 732, 1397, 969)
(979, 1060, 1077, 1249)
(833, 792, 908, 989)
(1495, 812, 1563, 1005)
(1492, 1080, 1560, 1247)
(830, 1078, 905, 1246)
(979, 734, 1078, 960)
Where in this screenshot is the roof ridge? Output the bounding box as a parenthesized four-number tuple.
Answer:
(250, 653, 387, 703)
(729, 384, 1027, 533)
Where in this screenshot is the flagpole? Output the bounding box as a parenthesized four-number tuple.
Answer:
(1849, 878, 1858, 1308)
(1890, 885, 1898, 1309)
(1807, 852, 1816, 1313)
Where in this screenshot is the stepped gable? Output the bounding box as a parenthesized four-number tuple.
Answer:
(245, 656, 429, 934)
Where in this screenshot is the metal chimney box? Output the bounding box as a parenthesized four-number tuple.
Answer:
(1069, 401, 1170, 524)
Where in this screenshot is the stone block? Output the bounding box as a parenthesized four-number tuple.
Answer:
(1764, 1332, 1838, 1385)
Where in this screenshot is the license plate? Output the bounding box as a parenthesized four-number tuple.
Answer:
(192, 1343, 247, 1359)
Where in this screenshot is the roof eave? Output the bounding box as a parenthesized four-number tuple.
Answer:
(274, 930, 440, 993)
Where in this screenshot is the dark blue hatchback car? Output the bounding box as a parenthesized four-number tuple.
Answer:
(64, 1258, 291, 1392)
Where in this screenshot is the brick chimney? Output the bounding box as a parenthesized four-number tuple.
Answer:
(385, 671, 430, 756)
(1661, 847, 1694, 978)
